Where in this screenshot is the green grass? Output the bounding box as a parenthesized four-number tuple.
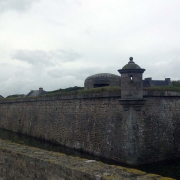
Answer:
(0, 86, 121, 100)
(172, 80, 180, 87)
(3, 83, 180, 100)
(43, 86, 121, 97)
(143, 80, 180, 91)
(77, 86, 121, 94)
(6, 94, 22, 99)
(144, 86, 180, 92)
(46, 86, 84, 94)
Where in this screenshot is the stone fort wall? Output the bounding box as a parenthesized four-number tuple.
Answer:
(0, 91, 180, 165)
(0, 139, 170, 180)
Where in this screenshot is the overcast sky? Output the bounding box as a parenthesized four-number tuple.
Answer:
(0, 0, 180, 97)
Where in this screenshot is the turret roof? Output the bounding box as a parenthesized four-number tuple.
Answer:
(122, 57, 141, 69)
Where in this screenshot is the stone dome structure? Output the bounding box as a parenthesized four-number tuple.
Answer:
(84, 73, 120, 89)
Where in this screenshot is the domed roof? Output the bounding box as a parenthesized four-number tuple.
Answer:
(122, 57, 141, 69)
(84, 73, 120, 89)
(85, 73, 120, 80)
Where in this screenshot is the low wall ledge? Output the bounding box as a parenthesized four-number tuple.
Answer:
(143, 90, 180, 97)
(0, 90, 180, 104)
(0, 91, 121, 104)
(0, 140, 174, 180)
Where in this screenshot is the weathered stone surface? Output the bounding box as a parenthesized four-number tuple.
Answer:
(118, 58, 145, 100)
(0, 140, 174, 180)
(0, 91, 180, 165)
(0, 92, 127, 164)
(84, 73, 121, 89)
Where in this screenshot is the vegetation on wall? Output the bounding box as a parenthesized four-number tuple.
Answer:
(43, 86, 121, 97)
(144, 80, 180, 91)
(3, 80, 180, 99)
(46, 86, 84, 94)
(6, 94, 22, 99)
(172, 80, 180, 87)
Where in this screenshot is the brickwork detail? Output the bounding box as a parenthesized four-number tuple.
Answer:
(0, 92, 180, 165)
(0, 93, 128, 163)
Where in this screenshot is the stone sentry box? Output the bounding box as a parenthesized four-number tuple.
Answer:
(118, 57, 146, 111)
(118, 57, 146, 165)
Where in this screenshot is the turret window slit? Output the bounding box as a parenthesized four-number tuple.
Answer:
(130, 75, 133, 82)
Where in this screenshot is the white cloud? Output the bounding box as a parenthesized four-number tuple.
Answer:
(0, 0, 39, 13)
(11, 49, 81, 66)
(0, 0, 180, 97)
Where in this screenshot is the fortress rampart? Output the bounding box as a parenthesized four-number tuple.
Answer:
(0, 139, 172, 179)
(0, 90, 180, 165)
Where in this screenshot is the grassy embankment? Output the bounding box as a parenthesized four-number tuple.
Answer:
(4, 80, 180, 99)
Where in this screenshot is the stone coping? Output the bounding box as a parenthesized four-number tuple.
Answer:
(0, 91, 121, 104)
(143, 90, 180, 97)
(0, 90, 180, 104)
(0, 139, 174, 180)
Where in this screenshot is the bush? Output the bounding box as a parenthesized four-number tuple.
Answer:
(172, 80, 180, 87)
(6, 94, 21, 99)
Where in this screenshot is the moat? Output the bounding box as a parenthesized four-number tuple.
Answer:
(0, 128, 179, 179)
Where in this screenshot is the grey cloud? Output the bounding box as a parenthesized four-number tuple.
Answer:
(51, 49, 82, 62)
(0, 0, 39, 13)
(143, 58, 180, 81)
(0, 63, 8, 66)
(48, 66, 119, 81)
(161, 59, 180, 80)
(12, 50, 53, 66)
(12, 49, 81, 66)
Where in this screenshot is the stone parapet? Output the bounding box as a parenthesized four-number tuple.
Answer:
(143, 90, 180, 96)
(0, 91, 121, 104)
(0, 90, 180, 104)
(0, 140, 174, 180)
